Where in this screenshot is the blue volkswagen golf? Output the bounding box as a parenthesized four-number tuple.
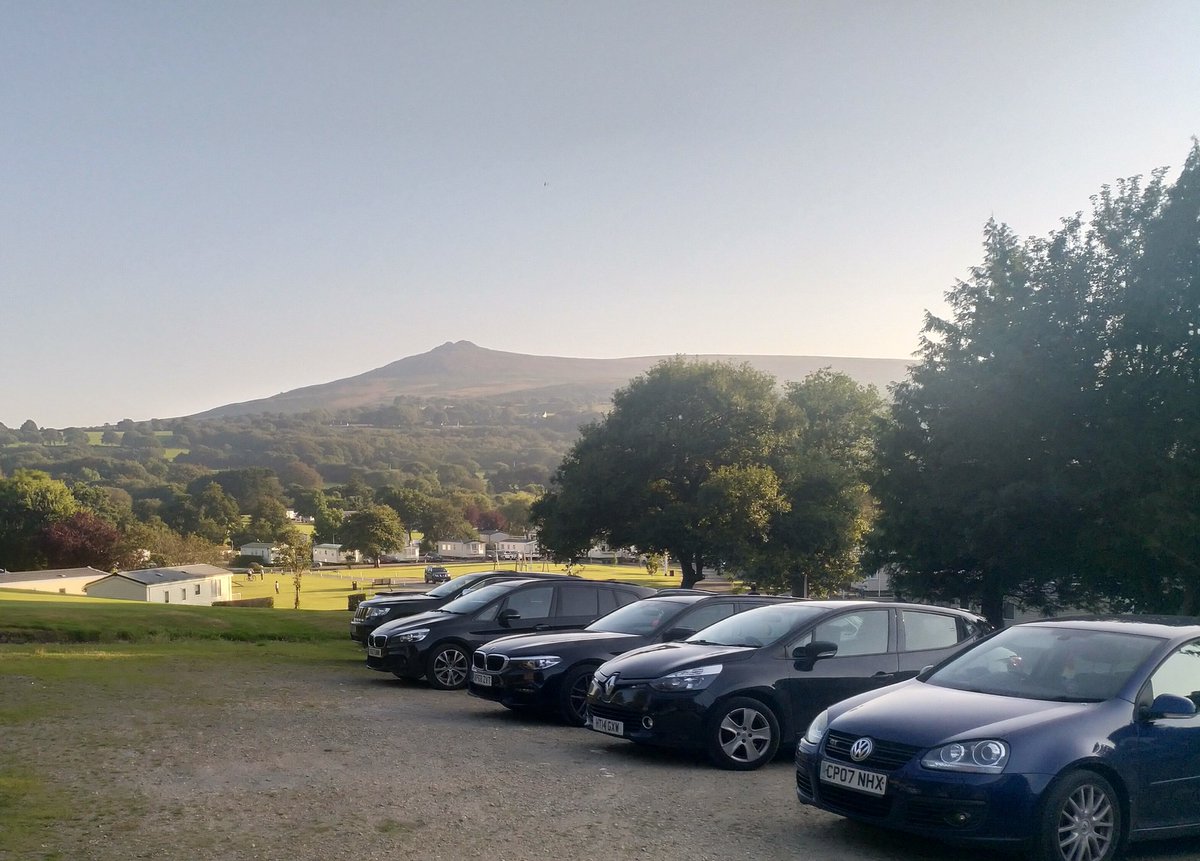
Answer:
(796, 616, 1200, 861)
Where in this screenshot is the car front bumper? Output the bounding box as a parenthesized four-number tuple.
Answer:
(794, 739, 1051, 847)
(585, 687, 710, 748)
(365, 642, 424, 679)
(467, 668, 562, 709)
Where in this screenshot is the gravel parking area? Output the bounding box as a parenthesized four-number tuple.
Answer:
(8, 650, 1198, 861)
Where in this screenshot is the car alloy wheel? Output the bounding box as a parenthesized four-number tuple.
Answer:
(427, 644, 470, 690)
(1036, 771, 1121, 861)
(705, 696, 780, 770)
(557, 665, 596, 726)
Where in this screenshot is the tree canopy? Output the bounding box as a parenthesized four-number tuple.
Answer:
(871, 143, 1200, 625)
(532, 358, 881, 590)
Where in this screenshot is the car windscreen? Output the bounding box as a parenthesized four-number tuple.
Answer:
(587, 599, 690, 635)
(686, 603, 827, 647)
(426, 572, 488, 599)
(926, 625, 1163, 702)
(439, 581, 528, 614)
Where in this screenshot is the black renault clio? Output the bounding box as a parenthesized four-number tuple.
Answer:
(366, 578, 656, 689)
(469, 592, 798, 725)
(586, 600, 990, 770)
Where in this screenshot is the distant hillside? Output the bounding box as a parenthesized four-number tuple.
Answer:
(190, 341, 913, 419)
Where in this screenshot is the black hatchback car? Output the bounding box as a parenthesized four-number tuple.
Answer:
(366, 578, 656, 689)
(469, 592, 798, 725)
(349, 570, 565, 644)
(586, 600, 990, 770)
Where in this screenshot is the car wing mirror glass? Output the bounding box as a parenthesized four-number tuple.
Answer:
(497, 608, 521, 627)
(1143, 693, 1198, 720)
(793, 640, 838, 671)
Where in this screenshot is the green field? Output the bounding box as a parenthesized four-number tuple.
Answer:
(83, 429, 186, 460)
(0, 561, 688, 638)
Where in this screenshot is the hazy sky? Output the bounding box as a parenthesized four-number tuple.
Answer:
(3, 1, 1198, 428)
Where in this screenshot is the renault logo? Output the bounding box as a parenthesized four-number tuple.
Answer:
(850, 737, 874, 762)
(603, 672, 619, 700)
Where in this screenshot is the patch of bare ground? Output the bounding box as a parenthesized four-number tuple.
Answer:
(3, 652, 1197, 861)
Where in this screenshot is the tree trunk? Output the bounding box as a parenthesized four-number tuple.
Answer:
(980, 577, 1005, 630)
(679, 552, 701, 589)
(1181, 570, 1199, 616)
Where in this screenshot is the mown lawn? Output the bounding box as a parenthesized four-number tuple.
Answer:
(237, 560, 685, 610)
(0, 561, 688, 636)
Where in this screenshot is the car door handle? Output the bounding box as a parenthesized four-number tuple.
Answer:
(534, 624, 551, 631)
(872, 671, 896, 678)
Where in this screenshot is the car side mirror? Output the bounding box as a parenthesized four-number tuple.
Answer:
(497, 608, 521, 627)
(662, 627, 693, 642)
(793, 640, 838, 671)
(1142, 693, 1198, 720)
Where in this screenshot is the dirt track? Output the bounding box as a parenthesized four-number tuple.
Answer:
(6, 649, 1198, 861)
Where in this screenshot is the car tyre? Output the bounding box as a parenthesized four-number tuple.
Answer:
(1033, 770, 1122, 861)
(556, 665, 596, 726)
(704, 696, 780, 771)
(426, 643, 470, 690)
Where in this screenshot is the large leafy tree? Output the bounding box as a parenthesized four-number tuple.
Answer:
(872, 144, 1200, 625)
(341, 504, 406, 567)
(416, 497, 476, 549)
(122, 518, 228, 568)
(1081, 145, 1200, 612)
(532, 359, 783, 588)
(38, 511, 123, 570)
(759, 371, 884, 596)
(164, 482, 242, 544)
(375, 486, 429, 543)
(0, 469, 79, 570)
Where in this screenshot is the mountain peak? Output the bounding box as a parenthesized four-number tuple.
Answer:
(188, 344, 912, 420)
(430, 340, 480, 353)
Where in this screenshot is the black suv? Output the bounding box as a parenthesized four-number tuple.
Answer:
(366, 578, 657, 689)
(350, 570, 565, 644)
(424, 566, 451, 584)
(586, 600, 991, 770)
(469, 591, 797, 725)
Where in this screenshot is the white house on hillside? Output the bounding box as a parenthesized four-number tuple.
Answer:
(494, 538, 540, 559)
(85, 565, 234, 605)
(381, 539, 421, 562)
(312, 544, 361, 565)
(0, 567, 109, 596)
(437, 539, 486, 559)
(239, 542, 276, 563)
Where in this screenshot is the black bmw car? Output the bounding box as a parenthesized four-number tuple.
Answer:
(366, 577, 656, 689)
(586, 600, 990, 770)
(469, 592, 797, 725)
(349, 570, 567, 644)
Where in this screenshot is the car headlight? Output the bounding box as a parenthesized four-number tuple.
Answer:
(509, 656, 562, 671)
(803, 709, 830, 746)
(921, 740, 1009, 773)
(390, 628, 430, 643)
(364, 607, 388, 619)
(648, 664, 722, 692)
